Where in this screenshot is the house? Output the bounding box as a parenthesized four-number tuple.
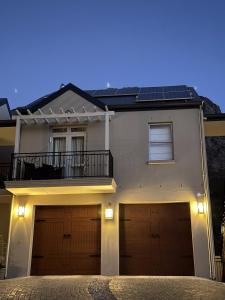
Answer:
(0, 83, 216, 278)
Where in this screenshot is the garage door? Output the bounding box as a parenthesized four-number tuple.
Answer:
(120, 203, 194, 275)
(31, 205, 101, 275)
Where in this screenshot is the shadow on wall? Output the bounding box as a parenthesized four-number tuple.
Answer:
(205, 137, 225, 256)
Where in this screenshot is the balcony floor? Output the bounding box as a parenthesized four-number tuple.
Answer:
(5, 178, 117, 196)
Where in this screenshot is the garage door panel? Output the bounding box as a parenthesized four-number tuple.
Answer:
(120, 203, 194, 276)
(120, 257, 161, 275)
(31, 205, 101, 275)
(120, 221, 151, 255)
(70, 220, 101, 254)
(66, 255, 100, 275)
(32, 221, 64, 256)
(31, 256, 66, 275)
(120, 204, 151, 220)
(35, 206, 65, 219)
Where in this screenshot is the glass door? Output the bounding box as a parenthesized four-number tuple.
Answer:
(51, 127, 86, 178)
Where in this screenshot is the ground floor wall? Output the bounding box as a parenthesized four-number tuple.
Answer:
(6, 187, 214, 278)
(0, 193, 12, 278)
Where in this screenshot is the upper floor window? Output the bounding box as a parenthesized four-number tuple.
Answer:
(51, 127, 86, 152)
(149, 123, 173, 162)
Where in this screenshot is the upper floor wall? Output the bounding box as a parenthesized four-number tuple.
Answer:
(18, 107, 204, 192)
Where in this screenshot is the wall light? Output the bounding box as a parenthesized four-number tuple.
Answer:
(17, 205, 25, 217)
(196, 192, 206, 214)
(197, 201, 205, 214)
(105, 203, 114, 220)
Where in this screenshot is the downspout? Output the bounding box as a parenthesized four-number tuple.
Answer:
(199, 103, 216, 279)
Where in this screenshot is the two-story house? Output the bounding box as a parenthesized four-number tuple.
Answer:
(1, 83, 215, 279)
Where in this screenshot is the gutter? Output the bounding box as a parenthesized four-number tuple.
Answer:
(199, 103, 216, 279)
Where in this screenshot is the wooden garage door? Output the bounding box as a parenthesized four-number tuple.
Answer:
(31, 205, 101, 275)
(120, 203, 194, 275)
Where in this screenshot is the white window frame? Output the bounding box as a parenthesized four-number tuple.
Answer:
(148, 123, 174, 163)
(50, 127, 86, 152)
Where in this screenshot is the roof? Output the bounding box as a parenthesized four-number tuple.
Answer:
(14, 83, 106, 114)
(0, 98, 11, 119)
(14, 83, 202, 113)
(205, 113, 225, 121)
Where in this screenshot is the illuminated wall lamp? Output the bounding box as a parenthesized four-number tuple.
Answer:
(197, 201, 205, 214)
(196, 193, 206, 214)
(105, 203, 114, 220)
(17, 205, 25, 217)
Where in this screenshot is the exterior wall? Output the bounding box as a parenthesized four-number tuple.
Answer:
(0, 194, 12, 271)
(204, 120, 225, 137)
(0, 127, 15, 146)
(7, 107, 213, 278)
(40, 90, 103, 114)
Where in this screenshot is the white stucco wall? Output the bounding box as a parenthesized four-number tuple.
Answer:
(6, 106, 214, 279)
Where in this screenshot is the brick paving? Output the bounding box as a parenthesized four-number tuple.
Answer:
(0, 276, 225, 300)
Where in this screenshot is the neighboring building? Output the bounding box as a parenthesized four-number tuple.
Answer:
(0, 84, 217, 279)
(204, 112, 225, 281)
(0, 98, 15, 279)
(0, 99, 11, 120)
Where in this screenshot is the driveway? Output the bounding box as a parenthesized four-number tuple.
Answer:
(0, 276, 225, 300)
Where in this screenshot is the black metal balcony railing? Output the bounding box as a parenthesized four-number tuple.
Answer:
(0, 163, 11, 188)
(10, 150, 113, 181)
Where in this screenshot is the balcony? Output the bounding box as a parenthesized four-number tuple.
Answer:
(5, 151, 116, 195)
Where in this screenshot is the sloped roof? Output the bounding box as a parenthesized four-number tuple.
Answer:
(14, 83, 106, 114)
(0, 98, 11, 119)
(14, 83, 201, 113)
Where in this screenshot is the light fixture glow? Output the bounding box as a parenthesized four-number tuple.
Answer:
(197, 201, 205, 214)
(105, 203, 113, 220)
(17, 205, 25, 217)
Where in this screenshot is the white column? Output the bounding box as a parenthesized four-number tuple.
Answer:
(14, 117, 21, 153)
(105, 113, 110, 150)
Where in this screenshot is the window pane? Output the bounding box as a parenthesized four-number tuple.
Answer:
(149, 124, 173, 161)
(149, 125, 172, 142)
(52, 128, 67, 133)
(53, 137, 66, 152)
(71, 137, 84, 152)
(71, 128, 86, 132)
(149, 143, 173, 161)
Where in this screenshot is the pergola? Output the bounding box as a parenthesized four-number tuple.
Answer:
(12, 106, 115, 153)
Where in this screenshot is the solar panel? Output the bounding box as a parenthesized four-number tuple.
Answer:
(136, 86, 197, 102)
(140, 87, 163, 93)
(86, 85, 198, 104)
(138, 92, 165, 101)
(163, 85, 186, 92)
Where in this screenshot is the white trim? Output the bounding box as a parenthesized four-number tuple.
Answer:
(14, 117, 21, 153)
(5, 196, 14, 278)
(13, 110, 115, 126)
(105, 114, 110, 150)
(27, 205, 35, 276)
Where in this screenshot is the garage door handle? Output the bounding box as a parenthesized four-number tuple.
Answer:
(89, 254, 101, 257)
(63, 234, 71, 238)
(151, 234, 160, 239)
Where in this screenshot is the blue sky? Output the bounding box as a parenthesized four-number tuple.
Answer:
(0, 0, 225, 111)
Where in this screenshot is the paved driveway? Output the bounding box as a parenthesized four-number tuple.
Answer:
(0, 276, 225, 300)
